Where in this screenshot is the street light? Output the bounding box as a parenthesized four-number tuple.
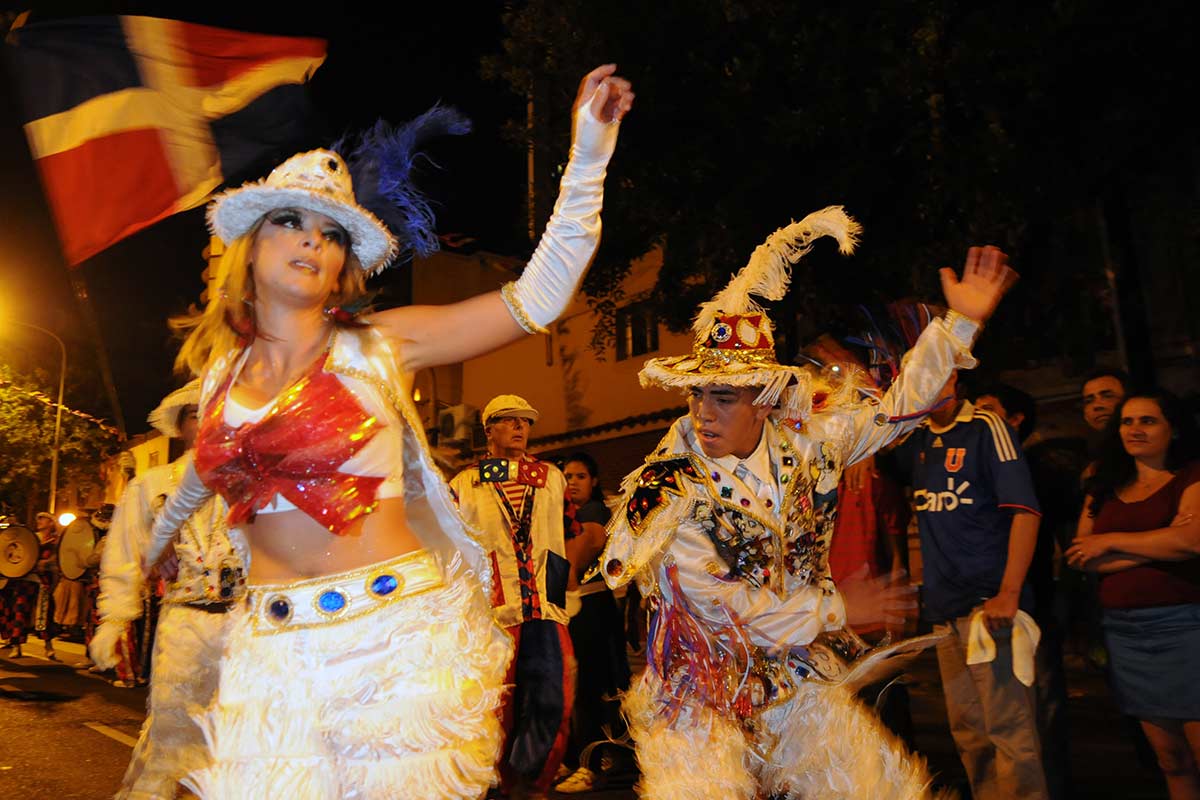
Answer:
(6, 320, 67, 514)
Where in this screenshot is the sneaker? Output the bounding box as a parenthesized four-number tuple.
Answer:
(4, 645, 22, 658)
(554, 763, 572, 781)
(45, 648, 58, 661)
(555, 767, 597, 794)
(111, 679, 135, 689)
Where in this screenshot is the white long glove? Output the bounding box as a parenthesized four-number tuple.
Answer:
(501, 94, 621, 334)
(145, 455, 214, 570)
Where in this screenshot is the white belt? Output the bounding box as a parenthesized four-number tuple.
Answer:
(246, 549, 443, 634)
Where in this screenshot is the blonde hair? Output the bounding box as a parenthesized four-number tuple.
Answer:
(170, 218, 368, 377)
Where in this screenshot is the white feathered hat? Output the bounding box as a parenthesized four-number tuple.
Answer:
(206, 107, 472, 277)
(639, 206, 861, 420)
(207, 150, 398, 274)
(147, 380, 201, 439)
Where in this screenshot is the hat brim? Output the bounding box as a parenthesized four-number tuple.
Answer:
(208, 185, 398, 275)
(147, 381, 201, 439)
(485, 408, 540, 424)
(640, 355, 818, 419)
(639, 354, 799, 389)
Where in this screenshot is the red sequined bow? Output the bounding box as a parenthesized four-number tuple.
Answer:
(195, 353, 385, 534)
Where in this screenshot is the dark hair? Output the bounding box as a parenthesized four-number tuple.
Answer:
(1086, 387, 1198, 516)
(1080, 368, 1130, 395)
(175, 400, 198, 431)
(561, 451, 603, 503)
(977, 383, 1037, 441)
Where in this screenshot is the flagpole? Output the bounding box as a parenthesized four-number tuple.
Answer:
(69, 271, 127, 440)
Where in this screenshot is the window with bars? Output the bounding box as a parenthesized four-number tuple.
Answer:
(616, 301, 660, 361)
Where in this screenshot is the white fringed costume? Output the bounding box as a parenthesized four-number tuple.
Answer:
(599, 210, 978, 799)
(155, 328, 515, 800)
(94, 449, 246, 799)
(183, 550, 510, 800)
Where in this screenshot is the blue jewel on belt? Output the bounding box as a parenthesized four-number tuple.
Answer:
(317, 589, 347, 614)
(370, 573, 399, 597)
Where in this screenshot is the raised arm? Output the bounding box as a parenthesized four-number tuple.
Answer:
(371, 65, 635, 372)
(833, 246, 1018, 465)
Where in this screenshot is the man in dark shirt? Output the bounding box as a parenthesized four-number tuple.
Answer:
(895, 371, 1049, 800)
(976, 383, 1075, 800)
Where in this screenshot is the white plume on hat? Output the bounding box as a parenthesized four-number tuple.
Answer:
(692, 207, 861, 336)
(148, 380, 201, 439)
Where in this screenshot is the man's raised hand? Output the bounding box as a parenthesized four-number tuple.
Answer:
(939, 245, 1019, 324)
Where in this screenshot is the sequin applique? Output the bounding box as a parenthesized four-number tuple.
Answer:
(196, 349, 385, 534)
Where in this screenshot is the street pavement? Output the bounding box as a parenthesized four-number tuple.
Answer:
(0, 635, 1173, 799)
(0, 637, 145, 799)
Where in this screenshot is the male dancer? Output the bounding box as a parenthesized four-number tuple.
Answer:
(599, 208, 1017, 799)
(92, 381, 247, 799)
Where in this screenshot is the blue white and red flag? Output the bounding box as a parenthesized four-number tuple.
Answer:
(4, 14, 326, 265)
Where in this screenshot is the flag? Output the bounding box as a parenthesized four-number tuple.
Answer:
(3, 14, 327, 266)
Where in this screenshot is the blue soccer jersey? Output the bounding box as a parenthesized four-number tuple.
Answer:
(893, 400, 1041, 623)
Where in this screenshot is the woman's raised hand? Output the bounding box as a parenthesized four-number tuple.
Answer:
(573, 64, 635, 125)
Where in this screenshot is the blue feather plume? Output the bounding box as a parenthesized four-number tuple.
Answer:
(333, 105, 472, 262)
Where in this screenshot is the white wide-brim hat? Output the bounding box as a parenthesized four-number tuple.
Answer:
(640, 207, 862, 421)
(147, 380, 201, 439)
(207, 149, 399, 275)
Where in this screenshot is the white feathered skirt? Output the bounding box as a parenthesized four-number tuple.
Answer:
(183, 549, 513, 800)
(118, 601, 231, 799)
(623, 668, 948, 800)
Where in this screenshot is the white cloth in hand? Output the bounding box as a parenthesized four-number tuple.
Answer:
(965, 609, 1040, 687)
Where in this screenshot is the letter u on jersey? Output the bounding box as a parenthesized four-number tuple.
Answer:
(944, 448, 966, 473)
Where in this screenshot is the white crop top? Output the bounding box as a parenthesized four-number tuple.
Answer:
(223, 359, 405, 515)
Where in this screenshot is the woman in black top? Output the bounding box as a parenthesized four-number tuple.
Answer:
(558, 452, 631, 793)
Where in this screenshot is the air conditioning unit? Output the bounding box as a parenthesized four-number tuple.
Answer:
(438, 404, 480, 446)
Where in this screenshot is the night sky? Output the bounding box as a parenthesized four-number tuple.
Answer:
(2, 5, 1194, 445)
(0, 6, 528, 435)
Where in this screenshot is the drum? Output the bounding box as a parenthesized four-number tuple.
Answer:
(57, 519, 98, 581)
(0, 525, 39, 579)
